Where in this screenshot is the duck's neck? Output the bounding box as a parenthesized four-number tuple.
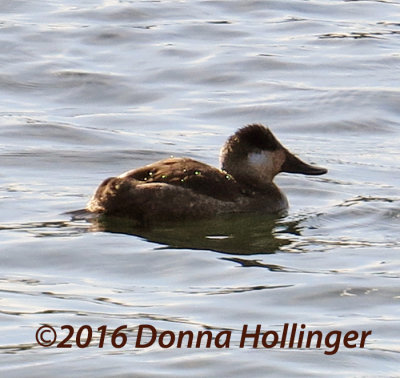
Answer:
(233, 175, 288, 212)
(228, 170, 277, 193)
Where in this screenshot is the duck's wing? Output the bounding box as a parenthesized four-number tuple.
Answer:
(120, 157, 242, 201)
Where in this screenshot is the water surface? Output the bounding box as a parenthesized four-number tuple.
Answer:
(1, 0, 399, 376)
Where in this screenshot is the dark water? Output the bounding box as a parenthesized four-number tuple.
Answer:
(1, 1, 400, 376)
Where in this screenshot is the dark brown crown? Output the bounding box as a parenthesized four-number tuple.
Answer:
(227, 124, 281, 155)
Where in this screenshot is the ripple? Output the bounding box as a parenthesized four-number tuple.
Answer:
(279, 195, 400, 252)
(319, 32, 386, 39)
(0, 220, 90, 238)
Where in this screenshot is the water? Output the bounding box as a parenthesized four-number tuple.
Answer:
(1, 0, 400, 376)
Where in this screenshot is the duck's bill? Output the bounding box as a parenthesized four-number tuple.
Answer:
(281, 152, 327, 175)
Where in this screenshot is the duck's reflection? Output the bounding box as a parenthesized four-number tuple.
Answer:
(87, 212, 300, 256)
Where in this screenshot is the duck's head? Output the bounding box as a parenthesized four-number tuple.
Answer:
(220, 124, 327, 190)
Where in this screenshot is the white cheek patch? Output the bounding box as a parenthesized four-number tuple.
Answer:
(248, 151, 276, 181)
(248, 151, 270, 167)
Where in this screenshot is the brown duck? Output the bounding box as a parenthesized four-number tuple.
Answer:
(87, 124, 327, 223)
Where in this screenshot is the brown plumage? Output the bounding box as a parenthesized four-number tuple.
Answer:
(87, 124, 327, 224)
(120, 158, 243, 201)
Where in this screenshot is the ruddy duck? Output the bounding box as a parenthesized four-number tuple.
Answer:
(87, 124, 327, 223)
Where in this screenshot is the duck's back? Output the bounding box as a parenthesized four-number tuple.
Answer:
(86, 158, 245, 223)
(120, 158, 243, 201)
